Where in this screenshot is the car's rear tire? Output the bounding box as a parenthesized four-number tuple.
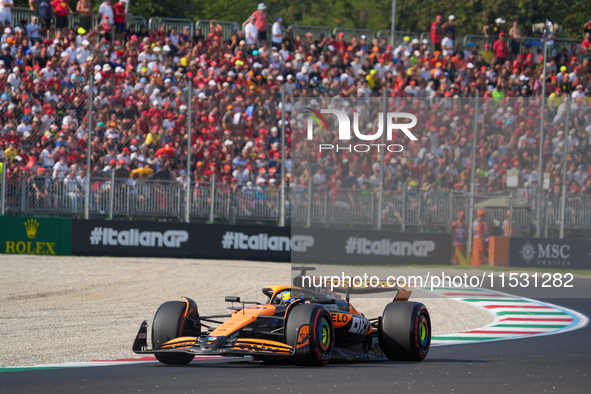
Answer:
(285, 303, 334, 366)
(379, 302, 431, 361)
(152, 301, 195, 365)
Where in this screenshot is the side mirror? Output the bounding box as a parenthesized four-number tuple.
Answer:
(225, 296, 241, 303)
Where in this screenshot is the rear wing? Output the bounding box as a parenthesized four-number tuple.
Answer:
(292, 266, 411, 302)
(332, 280, 411, 302)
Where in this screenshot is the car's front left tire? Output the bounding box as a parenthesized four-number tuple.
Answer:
(285, 303, 334, 366)
(152, 301, 196, 365)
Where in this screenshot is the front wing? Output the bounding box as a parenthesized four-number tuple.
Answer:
(133, 321, 388, 362)
(133, 321, 296, 358)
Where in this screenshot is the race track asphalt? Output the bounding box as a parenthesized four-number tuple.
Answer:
(1, 279, 590, 393)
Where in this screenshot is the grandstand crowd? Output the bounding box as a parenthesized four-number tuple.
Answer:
(1, 1, 591, 202)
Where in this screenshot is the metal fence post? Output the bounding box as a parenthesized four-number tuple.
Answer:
(377, 88, 387, 230)
(467, 91, 479, 254)
(209, 173, 216, 224)
(84, 72, 94, 220)
(279, 83, 286, 227)
(20, 178, 26, 213)
(448, 191, 453, 229)
(560, 95, 571, 239)
(306, 176, 312, 227)
(1, 163, 6, 215)
(108, 168, 115, 220)
(509, 188, 514, 236)
(401, 186, 406, 232)
(185, 77, 193, 223)
(537, 34, 548, 237)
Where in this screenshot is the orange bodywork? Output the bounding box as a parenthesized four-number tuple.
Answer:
(209, 304, 277, 337)
(231, 339, 293, 354)
(296, 324, 310, 349)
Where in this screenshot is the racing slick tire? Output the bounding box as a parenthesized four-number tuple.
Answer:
(379, 301, 431, 361)
(285, 303, 334, 366)
(152, 301, 195, 365)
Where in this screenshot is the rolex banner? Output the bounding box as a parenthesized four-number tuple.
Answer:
(0, 217, 72, 256)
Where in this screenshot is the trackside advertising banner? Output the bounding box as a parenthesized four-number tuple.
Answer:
(292, 228, 451, 265)
(72, 219, 293, 261)
(72, 219, 450, 264)
(0, 216, 72, 256)
(509, 237, 591, 269)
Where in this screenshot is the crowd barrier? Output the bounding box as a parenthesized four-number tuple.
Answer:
(148, 17, 194, 35)
(9, 8, 582, 53)
(196, 19, 240, 42)
(3, 177, 591, 238)
(333, 27, 375, 43)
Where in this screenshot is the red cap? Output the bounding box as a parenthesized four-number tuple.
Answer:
(119, 159, 125, 164)
(109, 159, 116, 166)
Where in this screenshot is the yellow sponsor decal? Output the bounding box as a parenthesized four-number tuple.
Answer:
(25, 219, 39, 239)
(4, 220, 56, 255)
(5, 241, 56, 255)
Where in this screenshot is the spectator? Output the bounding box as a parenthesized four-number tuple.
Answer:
(430, 15, 442, 52)
(483, 17, 505, 44)
(244, 16, 258, 46)
(113, 0, 127, 40)
(508, 20, 522, 60)
(50, 0, 72, 32)
(26, 16, 40, 42)
(99, 0, 114, 25)
(29, 0, 52, 37)
(442, 15, 457, 40)
(271, 17, 283, 50)
(247, 3, 267, 45)
(492, 32, 508, 64)
(52, 156, 69, 180)
(76, 0, 93, 31)
(441, 31, 454, 56)
(581, 32, 591, 59)
(0, 0, 13, 27)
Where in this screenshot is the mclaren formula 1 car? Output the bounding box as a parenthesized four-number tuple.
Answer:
(133, 267, 431, 366)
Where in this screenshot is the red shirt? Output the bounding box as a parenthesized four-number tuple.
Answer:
(493, 39, 508, 59)
(251, 10, 267, 32)
(51, 0, 69, 17)
(113, 2, 126, 24)
(430, 22, 441, 44)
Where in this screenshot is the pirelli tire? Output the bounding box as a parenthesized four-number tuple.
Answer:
(152, 301, 196, 365)
(379, 301, 431, 361)
(285, 303, 335, 366)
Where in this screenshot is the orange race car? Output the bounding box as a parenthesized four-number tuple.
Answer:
(132, 267, 431, 366)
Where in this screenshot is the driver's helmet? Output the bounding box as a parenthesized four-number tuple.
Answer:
(280, 290, 302, 304)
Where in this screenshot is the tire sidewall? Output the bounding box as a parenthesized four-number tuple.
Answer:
(285, 303, 334, 366)
(379, 301, 431, 361)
